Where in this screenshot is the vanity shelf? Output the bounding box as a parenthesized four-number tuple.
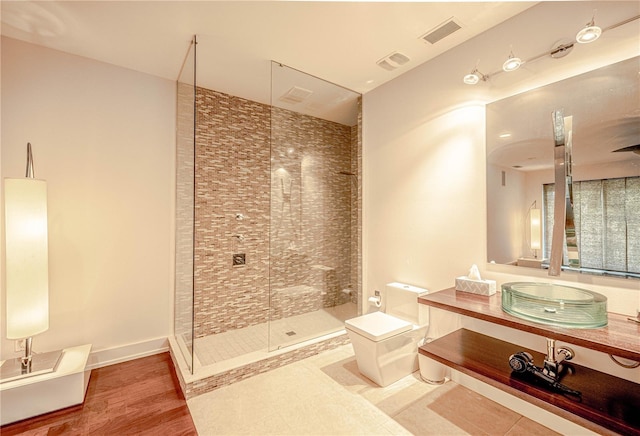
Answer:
(419, 329, 640, 435)
(418, 287, 640, 361)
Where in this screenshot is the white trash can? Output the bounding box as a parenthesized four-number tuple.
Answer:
(418, 338, 446, 384)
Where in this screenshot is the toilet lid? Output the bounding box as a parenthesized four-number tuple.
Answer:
(345, 312, 412, 342)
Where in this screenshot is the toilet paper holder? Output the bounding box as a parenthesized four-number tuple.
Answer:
(368, 290, 382, 308)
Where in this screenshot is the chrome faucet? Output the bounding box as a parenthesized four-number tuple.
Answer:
(508, 338, 580, 397)
(543, 338, 574, 381)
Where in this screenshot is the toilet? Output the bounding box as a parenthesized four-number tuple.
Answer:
(345, 282, 429, 387)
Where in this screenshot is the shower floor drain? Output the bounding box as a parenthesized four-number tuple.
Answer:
(285, 331, 297, 336)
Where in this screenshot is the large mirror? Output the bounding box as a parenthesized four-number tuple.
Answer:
(487, 56, 640, 278)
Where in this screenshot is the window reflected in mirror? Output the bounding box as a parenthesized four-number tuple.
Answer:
(542, 177, 640, 278)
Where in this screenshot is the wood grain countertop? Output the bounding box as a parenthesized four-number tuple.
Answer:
(418, 287, 640, 361)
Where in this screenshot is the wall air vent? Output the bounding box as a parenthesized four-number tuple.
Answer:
(420, 18, 462, 45)
(279, 86, 314, 104)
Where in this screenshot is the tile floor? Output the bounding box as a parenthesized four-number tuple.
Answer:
(195, 303, 357, 365)
(188, 344, 560, 435)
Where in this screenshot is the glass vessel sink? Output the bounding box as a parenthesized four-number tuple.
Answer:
(501, 282, 607, 328)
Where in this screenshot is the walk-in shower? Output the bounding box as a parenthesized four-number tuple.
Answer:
(172, 37, 362, 396)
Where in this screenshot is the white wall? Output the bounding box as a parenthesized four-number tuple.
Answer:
(1, 37, 176, 366)
(487, 164, 526, 264)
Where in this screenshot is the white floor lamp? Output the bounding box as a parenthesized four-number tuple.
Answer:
(1, 143, 62, 382)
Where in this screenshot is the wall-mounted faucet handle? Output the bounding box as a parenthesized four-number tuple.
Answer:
(557, 346, 574, 362)
(235, 213, 245, 221)
(233, 234, 245, 241)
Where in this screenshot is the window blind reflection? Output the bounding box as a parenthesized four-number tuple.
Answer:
(543, 176, 639, 275)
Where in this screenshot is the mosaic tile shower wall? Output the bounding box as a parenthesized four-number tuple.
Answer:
(194, 88, 271, 337)
(269, 107, 353, 320)
(194, 87, 358, 338)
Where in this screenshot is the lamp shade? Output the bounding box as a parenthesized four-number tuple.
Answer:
(4, 178, 49, 339)
(530, 208, 542, 251)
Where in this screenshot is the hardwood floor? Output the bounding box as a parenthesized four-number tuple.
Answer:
(1, 352, 197, 435)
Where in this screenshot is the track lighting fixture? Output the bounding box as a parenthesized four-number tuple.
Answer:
(463, 68, 488, 85)
(462, 13, 638, 85)
(463, 71, 480, 85)
(463, 61, 488, 85)
(502, 50, 522, 72)
(576, 11, 602, 43)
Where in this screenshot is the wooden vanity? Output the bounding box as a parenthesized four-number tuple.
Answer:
(418, 288, 640, 435)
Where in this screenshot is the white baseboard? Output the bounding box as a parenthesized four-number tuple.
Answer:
(86, 337, 169, 370)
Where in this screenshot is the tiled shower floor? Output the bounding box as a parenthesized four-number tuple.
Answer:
(195, 302, 357, 366)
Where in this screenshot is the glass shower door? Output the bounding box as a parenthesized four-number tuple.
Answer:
(268, 62, 361, 351)
(174, 36, 197, 373)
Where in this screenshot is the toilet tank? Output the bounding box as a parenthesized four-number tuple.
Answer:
(385, 282, 429, 325)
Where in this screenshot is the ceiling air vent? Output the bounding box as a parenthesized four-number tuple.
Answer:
(376, 52, 410, 71)
(376, 59, 396, 71)
(279, 86, 313, 104)
(420, 18, 462, 45)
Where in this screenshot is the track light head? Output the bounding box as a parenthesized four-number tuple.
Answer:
(463, 71, 480, 85)
(577, 10, 602, 44)
(503, 53, 522, 72)
(576, 20, 602, 43)
(463, 68, 487, 85)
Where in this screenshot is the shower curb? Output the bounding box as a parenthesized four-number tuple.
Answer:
(170, 333, 350, 400)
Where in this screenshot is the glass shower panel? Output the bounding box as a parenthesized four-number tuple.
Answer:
(269, 62, 361, 351)
(174, 36, 197, 373)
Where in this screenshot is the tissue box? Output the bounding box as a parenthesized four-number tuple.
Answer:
(455, 277, 496, 296)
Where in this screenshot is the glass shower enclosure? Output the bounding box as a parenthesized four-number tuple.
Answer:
(174, 39, 361, 373)
(175, 36, 197, 372)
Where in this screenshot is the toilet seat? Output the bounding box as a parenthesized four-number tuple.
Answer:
(345, 312, 412, 342)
